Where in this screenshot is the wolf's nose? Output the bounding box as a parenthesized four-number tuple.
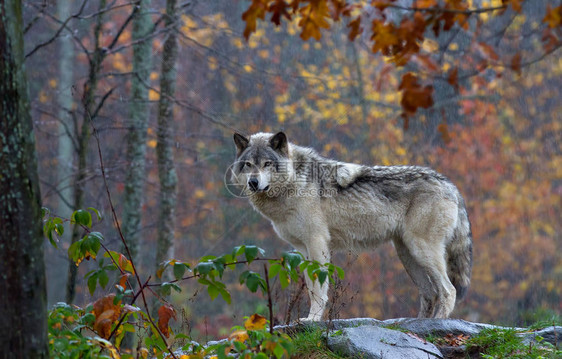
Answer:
(248, 178, 259, 192)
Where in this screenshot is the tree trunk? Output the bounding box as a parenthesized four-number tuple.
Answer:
(56, 0, 75, 219)
(156, 0, 179, 268)
(66, 0, 106, 304)
(0, 0, 49, 356)
(122, 0, 153, 263)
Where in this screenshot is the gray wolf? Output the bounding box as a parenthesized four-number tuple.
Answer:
(230, 131, 472, 321)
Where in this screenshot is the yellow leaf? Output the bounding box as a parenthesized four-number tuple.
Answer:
(147, 139, 157, 148)
(229, 330, 249, 342)
(148, 89, 160, 101)
(244, 313, 267, 330)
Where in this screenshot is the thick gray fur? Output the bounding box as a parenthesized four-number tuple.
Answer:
(231, 132, 473, 321)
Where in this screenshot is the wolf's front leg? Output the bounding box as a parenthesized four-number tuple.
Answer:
(295, 238, 331, 322)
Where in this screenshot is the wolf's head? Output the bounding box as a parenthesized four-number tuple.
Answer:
(230, 131, 292, 196)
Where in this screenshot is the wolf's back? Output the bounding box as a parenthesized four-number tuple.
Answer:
(446, 196, 473, 301)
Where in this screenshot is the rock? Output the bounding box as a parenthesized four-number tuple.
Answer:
(520, 326, 562, 346)
(382, 318, 510, 337)
(326, 325, 443, 359)
(274, 317, 384, 335)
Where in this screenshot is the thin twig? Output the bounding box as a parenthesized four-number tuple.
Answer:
(263, 264, 274, 335)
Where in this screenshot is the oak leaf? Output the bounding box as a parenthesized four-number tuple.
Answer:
(543, 5, 562, 28)
(299, 1, 331, 40)
(399, 72, 434, 115)
(242, 0, 268, 40)
(269, 0, 292, 26)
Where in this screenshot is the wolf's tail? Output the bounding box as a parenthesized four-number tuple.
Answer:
(447, 197, 473, 301)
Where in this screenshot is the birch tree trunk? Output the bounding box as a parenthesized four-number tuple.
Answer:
(156, 0, 179, 268)
(122, 0, 153, 263)
(0, 0, 49, 356)
(66, 0, 106, 304)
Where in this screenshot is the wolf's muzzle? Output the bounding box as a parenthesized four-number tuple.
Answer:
(248, 177, 259, 192)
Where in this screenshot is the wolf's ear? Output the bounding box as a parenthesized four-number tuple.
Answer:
(233, 133, 249, 156)
(269, 132, 288, 156)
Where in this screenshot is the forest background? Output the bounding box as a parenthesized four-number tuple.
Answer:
(19, 0, 561, 342)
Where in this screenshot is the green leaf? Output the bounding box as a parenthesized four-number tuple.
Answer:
(87, 272, 98, 295)
(207, 283, 219, 300)
(218, 287, 231, 304)
(68, 240, 81, 261)
(160, 282, 171, 296)
(195, 261, 214, 275)
(278, 269, 290, 289)
(316, 269, 328, 286)
(173, 263, 186, 280)
(273, 342, 286, 359)
(283, 252, 302, 271)
(244, 245, 259, 263)
(87, 207, 102, 221)
(54, 223, 65, 236)
(245, 272, 263, 293)
(161, 282, 182, 295)
(269, 263, 283, 278)
(98, 270, 109, 289)
(335, 266, 345, 279)
(72, 209, 92, 228)
(233, 245, 245, 258)
(41, 207, 50, 218)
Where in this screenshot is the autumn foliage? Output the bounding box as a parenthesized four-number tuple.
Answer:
(24, 1, 561, 356)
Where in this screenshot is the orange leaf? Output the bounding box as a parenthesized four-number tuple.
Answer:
(438, 122, 452, 144)
(229, 330, 249, 342)
(543, 5, 562, 28)
(244, 313, 267, 330)
(414, 0, 437, 9)
(241, 0, 267, 40)
(510, 52, 522, 75)
(298, 1, 331, 41)
(399, 73, 434, 115)
(93, 294, 122, 339)
(347, 17, 362, 42)
(448, 67, 459, 91)
(118, 273, 130, 289)
(158, 304, 177, 338)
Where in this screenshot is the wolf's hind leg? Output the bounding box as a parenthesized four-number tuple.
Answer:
(393, 237, 456, 318)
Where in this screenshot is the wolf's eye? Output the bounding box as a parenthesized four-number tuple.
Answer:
(243, 161, 252, 168)
(264, 161, 272, 167)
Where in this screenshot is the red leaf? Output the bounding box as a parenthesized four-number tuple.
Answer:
(158, 304, 177, 338)
(510, 52, 522, 75)
(269, 0, 291, 26)
(448, 67, 459, 91)
(348, 17, 363, 41)
(543, 5, 562, 28)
